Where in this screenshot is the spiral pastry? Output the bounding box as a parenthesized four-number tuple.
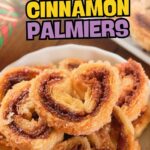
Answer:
(58, 58, 85, 71)
(133, 104, 150, 137)
(0, 67, 41, 102)
(87, 106, 141, 150)
(117, 59, 149, 121)
(0, 81, 63, 150)
(52, 137, 91, 150)
(31, 62, 120, 135)
(128, 1, 150, 51)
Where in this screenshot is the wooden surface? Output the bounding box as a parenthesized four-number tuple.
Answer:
(0, 20, 149, 78)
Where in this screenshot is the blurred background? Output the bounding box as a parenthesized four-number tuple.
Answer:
(0, 0, 149, 78)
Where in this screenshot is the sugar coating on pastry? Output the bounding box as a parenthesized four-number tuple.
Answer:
(53, 116, 140, 150)
(87, 124, 116, 150)
(0, 81, 63, 150)
(0, 67, 41, 149)
(0, 133, 13, 150)
(87, 106, 141, 150)
(112, 106, 141, 150)
(0, 58, 148, 149)
(31, 62, 120, 135)
(52, 137, 91, 150)
(117, 59, 149, 121)
(0, 66, 41, 102)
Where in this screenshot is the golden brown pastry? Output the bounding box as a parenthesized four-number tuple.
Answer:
(0, 67, 40, 102)
(31, 62, 120, 135)
(129, 1, 150, 51)
(58, 58, 85, 71)
(87, 124, 116, 150)
(112, 106, 141, 150)
(87, 106, 141, 150)
(0, 58, 148, 150)
(52, 137, 91, 150)
(0, 133, 13, 150)
(133, 104, 150, 137)
(0, 81, 63, 150)
(0, 145, 13, 150)
(0, 67, 41, 148)
(117, 59, 149, 121)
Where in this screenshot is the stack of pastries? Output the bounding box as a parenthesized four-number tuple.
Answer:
(0, 58, 149, 150)
(129, 0, 150, 51)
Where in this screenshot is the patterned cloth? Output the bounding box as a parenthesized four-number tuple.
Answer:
(0, 0, 26, 47)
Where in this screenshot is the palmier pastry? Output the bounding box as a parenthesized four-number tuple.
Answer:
(111, 106, 141, 150)
(87, 106, 141, 150)
(52, 137, 91, 150)
(133, 104, 150, 137)
(0, 67, 41, 148)
(0, 81, 63, 150)
(87, 124, 115, 150)
(0, 67, 40, 102)
(58, 58, 85, 71)
(117, 59, 149, 121)
(128, 1, 150, 51)
(31, 62, 120, 135)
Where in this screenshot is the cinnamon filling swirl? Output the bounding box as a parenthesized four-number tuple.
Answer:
(118, 69, 141, 106)
(4, 89, 51, 139)
(0, 67, 40, 102)
(38, 70, 110, 122)
(9, 122, 50, 139)
(3, 71, 38, 96)
(118, 60, 146, 107)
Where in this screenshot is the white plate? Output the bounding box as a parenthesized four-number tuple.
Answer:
(112, 38, 150, 65)
(2, 44, 126, 72)
(1, 44, 150, 149)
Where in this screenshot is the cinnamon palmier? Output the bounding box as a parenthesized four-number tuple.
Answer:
(0, 67, 40, 102)
(117, 59, 149, 121)
(31, 62, 120, 135)
(0, 67, 41, 148)
(58, 58, 85, 71)
(87, 106, 141, 150)
(52, 137, 91, 150)
(111, 106, 141, 150)
(0, 81, 63, 150)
